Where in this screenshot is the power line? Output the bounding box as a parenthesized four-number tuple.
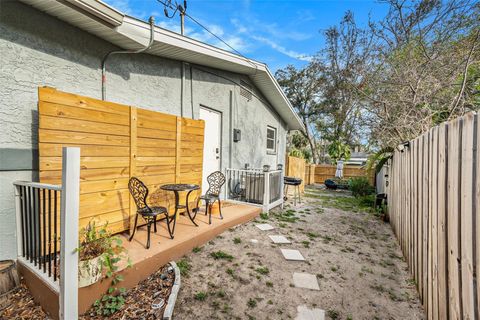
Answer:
(156, 0, 258, 71)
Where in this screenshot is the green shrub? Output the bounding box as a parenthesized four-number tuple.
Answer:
(358, 194, 376, 207)
(349, 177, 375, 197)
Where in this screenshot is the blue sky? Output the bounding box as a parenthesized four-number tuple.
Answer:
(104, 0, 389, 72)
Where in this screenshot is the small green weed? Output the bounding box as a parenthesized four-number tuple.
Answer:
(194, 292, 207, 301)
(177, 259, 191, 276)
(210, 251, 234, 261)
(255, 266, 270, 275)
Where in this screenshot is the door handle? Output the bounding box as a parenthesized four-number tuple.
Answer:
(215, 148, 219, 154)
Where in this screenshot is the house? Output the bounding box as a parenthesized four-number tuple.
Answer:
(0, 0, 303, 261)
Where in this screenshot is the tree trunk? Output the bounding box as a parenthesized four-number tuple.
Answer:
(302, 122, 318, 164)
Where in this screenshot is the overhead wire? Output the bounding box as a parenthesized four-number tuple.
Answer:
(156, 0, 259, 72)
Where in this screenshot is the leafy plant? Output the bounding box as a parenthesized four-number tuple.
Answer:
(348, 177, 375, 197)
(327, 141, 351, 164)
(78, 222, 130, 316)
(233, 237, 242, 244)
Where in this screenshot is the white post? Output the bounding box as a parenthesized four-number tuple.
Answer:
(14, 184, 23, 257)
(280, 169, 285, 209)
(263, 171, 270, 213)
(59, 147, 80, 320)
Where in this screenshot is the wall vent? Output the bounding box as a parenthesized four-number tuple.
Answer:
(240, 80, 252, 101)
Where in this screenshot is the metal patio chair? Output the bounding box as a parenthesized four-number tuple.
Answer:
(196, 171, 226, 224)
(128, 177, 176, 249)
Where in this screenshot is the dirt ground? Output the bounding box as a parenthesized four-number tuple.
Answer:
(174, 185, 425, 320)
(1, 185, 425, 320)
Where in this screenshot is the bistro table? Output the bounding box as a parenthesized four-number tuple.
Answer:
(160, 184, 200, 226)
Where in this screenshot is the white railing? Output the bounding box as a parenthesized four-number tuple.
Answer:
(224, 168, 284, 212)
(13, 147, 80, 320)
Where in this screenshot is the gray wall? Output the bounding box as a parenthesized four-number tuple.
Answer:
(0, 1, 287, 259)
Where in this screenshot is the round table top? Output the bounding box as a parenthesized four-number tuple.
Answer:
(160, 184, 200, 192)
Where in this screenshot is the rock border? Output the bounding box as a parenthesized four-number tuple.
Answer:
(163, 261, 181, 320)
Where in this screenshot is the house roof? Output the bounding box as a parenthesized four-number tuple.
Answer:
(19, 0, 305, 131)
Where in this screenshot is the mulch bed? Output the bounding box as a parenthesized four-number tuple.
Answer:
(0, 264, 175, 320)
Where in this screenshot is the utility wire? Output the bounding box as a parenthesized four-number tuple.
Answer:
(156, 0, 258, 71)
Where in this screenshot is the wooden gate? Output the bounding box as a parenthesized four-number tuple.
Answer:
(38, 87, 204, 234)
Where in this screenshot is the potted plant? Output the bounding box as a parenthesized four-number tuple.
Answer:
(77, 222, 128, 288)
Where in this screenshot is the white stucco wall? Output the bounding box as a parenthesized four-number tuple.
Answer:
(0, 1, 288, 259)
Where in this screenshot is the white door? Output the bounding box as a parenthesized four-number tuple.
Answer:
(199, 107, 221, 192)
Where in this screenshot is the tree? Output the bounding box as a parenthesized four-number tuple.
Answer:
(276, 64, 324, 163)
(361, 0, 480, 147)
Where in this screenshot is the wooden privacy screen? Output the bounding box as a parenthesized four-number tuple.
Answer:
(387, 112, 479, 320)
(38, 87, 204, 234)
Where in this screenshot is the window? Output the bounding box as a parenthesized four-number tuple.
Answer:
(266, 126, 277, 154)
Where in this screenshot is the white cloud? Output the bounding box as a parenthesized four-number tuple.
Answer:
(251, 35, 312, 62)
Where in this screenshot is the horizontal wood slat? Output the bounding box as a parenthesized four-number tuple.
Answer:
(38, 87, 205, 234)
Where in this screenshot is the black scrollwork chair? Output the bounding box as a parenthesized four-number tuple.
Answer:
(128, 177, 176, 249)
(196, 171, 226, 224)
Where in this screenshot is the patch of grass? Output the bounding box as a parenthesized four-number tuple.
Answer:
(176, 259, 191, 276)
(302, 240, 310, 248)
(216, 290, 226, 298)
(266, 281, 273, 287)
(192, 246, 202, 253)
(233, 237, 242, 244)
(306, 232, 320, 239)
(317, 274, 324, 279)
(371, 284, 386, 293)
(330, 266, 339, 272)
(210, 251, 234, 261)
(226, 268, 235, 277)
(247, 298, 257, 308)
(327, 309, 339, 319)
(361, 266, 374, 274)
(255, 266, 270, 275)
(259, 212, 269, 220)
(194, 292, 207, 301)
(267, 300, 273, 305)
(273, 210, 300, 223)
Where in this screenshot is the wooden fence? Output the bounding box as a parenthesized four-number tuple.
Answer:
(312, 164, 374, 185)
(38, 87, 204, 234)
(387, 112, 479, 319)
(285, 156, 306, 192)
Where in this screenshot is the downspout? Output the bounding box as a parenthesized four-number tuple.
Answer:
(101, 16, 156, 101)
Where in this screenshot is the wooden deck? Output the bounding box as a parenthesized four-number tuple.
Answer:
(19, 203, 261, 318)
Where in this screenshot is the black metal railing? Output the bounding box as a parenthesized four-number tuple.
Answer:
(14, 181, 62, 282)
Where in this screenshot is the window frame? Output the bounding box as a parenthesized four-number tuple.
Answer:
(266, 126, 277, 155)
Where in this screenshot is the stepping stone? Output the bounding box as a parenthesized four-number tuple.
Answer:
(292, 273, 320, 290)
(295, 305, 325, 320)
(269, 235, 291, 244)
(255, 223, 274, 231)
(281, 249, 305, 261)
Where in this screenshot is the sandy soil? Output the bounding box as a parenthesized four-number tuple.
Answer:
(174, 185, 425, 320)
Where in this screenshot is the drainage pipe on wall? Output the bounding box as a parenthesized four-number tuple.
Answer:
(101, 16, 156, 101)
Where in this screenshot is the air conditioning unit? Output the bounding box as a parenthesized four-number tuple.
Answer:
(268, 171, 282, 203)
(245, 173, 264, 204)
